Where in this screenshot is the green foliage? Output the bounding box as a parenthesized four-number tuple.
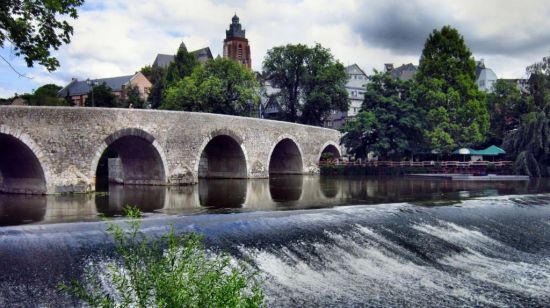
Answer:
(34, 83, 61, 97)
(526, 55, 550, 109)
(502, 55, 550, 176)
(486, 79, 528, 145)
(139, 65, 156, 84)
(125, 84, 146, 109)
(59, 205, 264, 307)
(1, 83, 68, 106)
(415, 26, 489, 150)
(341, 72, 423, 160)
(320, 152, 335, 161)
(263, 44, 308, 122)
(150, 46, 199, 108)
(300, 44, 349, 126)
(32, 83, 68, 106)
(86, 83, 118, 108)
(514, 150, 541, 177)
(262, 43, 349, 125)
(504, 111, 550, 176)
(341, 111, 378, 159)
(0, 0, 84, 71)
(162, 58, 260, 116)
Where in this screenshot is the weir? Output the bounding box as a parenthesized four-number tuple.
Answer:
(0, 106, 341, 194)
(1, 189, 550, 306)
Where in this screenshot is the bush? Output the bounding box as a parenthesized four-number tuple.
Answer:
(59, 206, 264, 307)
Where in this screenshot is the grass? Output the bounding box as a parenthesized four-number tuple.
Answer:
(59, 205, 264, 307)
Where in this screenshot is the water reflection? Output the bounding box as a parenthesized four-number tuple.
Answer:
(269, 175, 303, 202)
(199, 179, 246, 208)
(95, 185, 166, 216)
(1, 176, 550, 226)
(0, 194, 46, 226)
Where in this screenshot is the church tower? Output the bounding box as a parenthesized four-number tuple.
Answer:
(223, 14, 251, 69)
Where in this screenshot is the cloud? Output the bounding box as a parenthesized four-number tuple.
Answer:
(352, 0, 550, 64)
(0, 86, 16, 98)
(1, 0, 549, 96)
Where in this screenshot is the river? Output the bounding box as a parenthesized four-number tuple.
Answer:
(1, 176, 550, 306)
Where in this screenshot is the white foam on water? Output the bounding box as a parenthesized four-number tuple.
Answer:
(414, 220, 550, 299)
(440, 248, 550, 298)
(412, 221, 505, 251)
(241, 225, 508, 306)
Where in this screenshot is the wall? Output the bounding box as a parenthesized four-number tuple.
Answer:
(0, 106, 341, 194)
(128, 72, 153, 100)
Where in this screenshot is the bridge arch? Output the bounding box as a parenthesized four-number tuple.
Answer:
(90, 128, 168, 186)
(268, 135, 304, 174)
(196, 130, 248, 179)
(0, 126, 52, 194)
(318, 141, 342, 164)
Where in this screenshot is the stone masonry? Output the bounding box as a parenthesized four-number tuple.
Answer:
(0, 106, 341, 194)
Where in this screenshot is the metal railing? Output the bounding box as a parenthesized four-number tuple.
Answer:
(319, 160, 514, 172)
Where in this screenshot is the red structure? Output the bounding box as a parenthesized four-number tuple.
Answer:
(223, 14, 251, 69)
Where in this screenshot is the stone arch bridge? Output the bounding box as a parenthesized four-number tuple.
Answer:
(0, 106, 341, 194)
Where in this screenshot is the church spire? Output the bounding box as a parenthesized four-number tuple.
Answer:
(226, 13, 245, 39)
(223, 14, 251, 69)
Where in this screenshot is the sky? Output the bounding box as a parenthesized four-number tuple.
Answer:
(1, 0, 549, 98)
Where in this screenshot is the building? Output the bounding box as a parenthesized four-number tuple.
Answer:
(57, 72, 152, 106)
(475, 59, 498, 92)
(223, 14, 252, 69)
(385, 63, 417, 81)
(324, 64, 368, 129)
(258, 77, 282, 120)
(11, 97, 27, 106)
(152, 42, 213, 68)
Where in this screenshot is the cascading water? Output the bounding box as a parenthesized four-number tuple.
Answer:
(1, 177, 550, 306)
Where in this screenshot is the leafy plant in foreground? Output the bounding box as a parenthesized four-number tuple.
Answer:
(59, 206, 264, 307)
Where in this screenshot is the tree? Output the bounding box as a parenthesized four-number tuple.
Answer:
(161, 58, 259, 116)
(149, 45, 199, 108)
(125, 84, 146, 109)
(341, 72, 424, 160)
(262, 43, 348, 125)
(300, 44, 349, 126)
(1, 0, 84, 72)
(341, 111, 378, 159)
(486, 79, 528, 145)
(32, 83, 66, 106)
(146, 66, 166, 108)
(415, 26, 489, 151)
(526, 55, 550, 109)
(0, 84, 68, 106)
(502, 55, 550, 176)
(85, 83, 117, 108)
